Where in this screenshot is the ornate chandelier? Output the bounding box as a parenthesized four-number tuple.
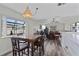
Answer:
(23, 6, 38, 19)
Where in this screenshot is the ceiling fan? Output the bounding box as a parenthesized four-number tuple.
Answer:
(57, 3, 66, 6)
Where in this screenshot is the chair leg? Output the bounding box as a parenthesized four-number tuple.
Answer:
(39, 47, 41, 56)
(22, 49, 29, 56)
(13, 50, 17, 56)
(22, 51, 24, 56)
(13, 50, 15, 56)
(37, 46, 38, 52)
(42, 45, 44, 55)
(18, 51, 20, 56)
(27, 48, 29, 56)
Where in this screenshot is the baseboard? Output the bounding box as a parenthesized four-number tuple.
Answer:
(1, 50, 12, 56)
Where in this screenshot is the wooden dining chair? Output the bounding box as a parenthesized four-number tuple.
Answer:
(48, 31, 55, 40)
(54, 31, 62, 47)
(11, 37, 29, 56)
(34, 36, 44, 56)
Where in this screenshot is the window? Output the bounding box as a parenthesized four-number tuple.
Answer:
(72, 22, 79, 32)
(42, 25, 46, 30)
(6, 18, 25, 35)
(76, 23, 79, 32)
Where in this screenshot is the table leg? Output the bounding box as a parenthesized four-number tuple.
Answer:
(28, 42, 30, 56)
(31, 43, 34, 56)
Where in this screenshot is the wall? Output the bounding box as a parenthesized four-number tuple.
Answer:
(0, 37, 12, 55)
(27, 20, 44, 35)
(0, 16, 2, 37)
(0, 4, 26, 21)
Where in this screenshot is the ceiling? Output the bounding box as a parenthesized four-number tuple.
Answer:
(1, 3, 79, 20)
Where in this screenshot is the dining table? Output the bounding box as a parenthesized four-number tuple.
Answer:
(26, 34, 42, 56)
(10, 34, 43, 56)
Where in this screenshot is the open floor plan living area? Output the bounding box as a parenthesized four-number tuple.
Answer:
(0, 3, 79, 56)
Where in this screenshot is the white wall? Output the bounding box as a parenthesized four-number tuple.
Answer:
(43, 16, 79, 32)
(0, 16, 2, 37)
(0, 37, 12, 55)
(2, 16, 7, 36)
(0, 4, 26, 21)
(59, 16, 79, 32)
(27, 20, 44, 35)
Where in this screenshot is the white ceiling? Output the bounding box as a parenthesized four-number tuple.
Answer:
(1, 3, 79, 20)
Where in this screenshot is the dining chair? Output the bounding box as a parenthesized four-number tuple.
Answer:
(11, 37, 29, 56)
(54, 31, 62, 47)
(33, 36, 44, 56)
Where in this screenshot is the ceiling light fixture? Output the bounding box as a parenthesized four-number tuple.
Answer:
(22, 6, 38, 19)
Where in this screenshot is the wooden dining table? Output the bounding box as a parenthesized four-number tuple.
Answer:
(10, 34, 42, 56)
(26, 35, 42, 56)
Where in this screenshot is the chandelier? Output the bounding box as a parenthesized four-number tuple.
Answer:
(23, 6, 38, 19)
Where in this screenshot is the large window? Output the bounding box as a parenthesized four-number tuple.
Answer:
(72, 22, 79, 32)
(6, 18, 25, 35)
(76, 23, 79, 32)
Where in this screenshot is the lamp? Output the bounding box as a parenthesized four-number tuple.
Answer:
(23, 6, 38, 19)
